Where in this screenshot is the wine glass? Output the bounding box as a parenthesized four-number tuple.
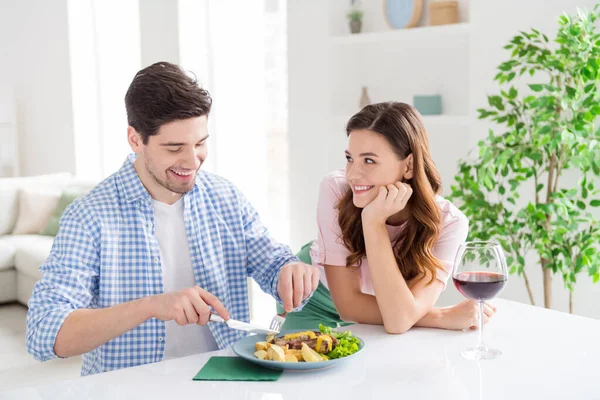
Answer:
(452, 241, 508, 360)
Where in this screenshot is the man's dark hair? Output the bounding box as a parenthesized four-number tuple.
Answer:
(125, 61, 212, 144)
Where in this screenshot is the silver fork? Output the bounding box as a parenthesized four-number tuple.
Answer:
(268, 312, 287, 333)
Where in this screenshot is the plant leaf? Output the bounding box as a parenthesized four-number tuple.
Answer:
(529, 84, 544, 92)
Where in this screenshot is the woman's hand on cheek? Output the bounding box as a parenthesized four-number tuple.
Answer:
(361, 182, 412, 225)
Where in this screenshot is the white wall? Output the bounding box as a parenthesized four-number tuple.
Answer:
(139, 0, 180, 66)
(288, 0, 600, 317)
(0, 0, 76, 177)
(287, 0, 333, 250)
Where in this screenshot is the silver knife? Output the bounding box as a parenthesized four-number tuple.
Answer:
(209, 313, 279, 335)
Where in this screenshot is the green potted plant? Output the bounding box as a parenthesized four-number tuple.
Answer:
(347, 8, 364, 34)
(449, 6, 600, 313)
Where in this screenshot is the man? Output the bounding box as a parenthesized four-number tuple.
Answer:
(26, 62, 319, 375)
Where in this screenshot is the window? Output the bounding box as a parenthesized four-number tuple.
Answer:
(179, 0, 290, 326)
(68, 0, 141, 179)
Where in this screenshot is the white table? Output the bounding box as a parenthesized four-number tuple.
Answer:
(3, 299, 600, 400)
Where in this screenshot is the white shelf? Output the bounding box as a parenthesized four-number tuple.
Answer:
(329, 23, 470, 45)
(422, 115, 470, 125)
(332, 114, 470, 128)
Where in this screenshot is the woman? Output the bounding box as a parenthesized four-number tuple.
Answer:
(281, 102, 495, 333)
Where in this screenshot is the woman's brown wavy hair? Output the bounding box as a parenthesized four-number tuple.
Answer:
(337, 102, 443, 284)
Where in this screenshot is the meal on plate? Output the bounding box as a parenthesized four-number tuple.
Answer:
(253, 324, 360, 363)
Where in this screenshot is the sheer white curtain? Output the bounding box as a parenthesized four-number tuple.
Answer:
(68, 0, 141, 180)
(179, 0, 290, 326)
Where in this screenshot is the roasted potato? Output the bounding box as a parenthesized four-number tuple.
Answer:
(255, 341, 268, 352)
(300, 342, 322, 362)
(254, 350, 268, 360)
(285, 349, 303, 361)
(267, 344, 286, 362)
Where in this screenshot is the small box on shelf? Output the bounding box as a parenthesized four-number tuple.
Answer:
(429, 1, 459, 26)
(413, 95, 442, 115)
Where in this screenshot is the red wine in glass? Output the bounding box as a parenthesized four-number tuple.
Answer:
(453, 271, 507, 301)
(452, 241, 508, 360)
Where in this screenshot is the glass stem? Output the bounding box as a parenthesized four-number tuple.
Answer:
(477, 300, 485, 350)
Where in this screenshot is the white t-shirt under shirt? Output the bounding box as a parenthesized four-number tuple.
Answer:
(153, 197, 219, 360)
(310, 169, 469, 295)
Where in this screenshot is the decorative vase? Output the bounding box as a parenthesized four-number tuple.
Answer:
(349, 19, 362, 34)
(360, 86, 371, 108)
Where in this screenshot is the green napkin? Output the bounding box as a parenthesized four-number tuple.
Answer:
(192, 356, 282, 381)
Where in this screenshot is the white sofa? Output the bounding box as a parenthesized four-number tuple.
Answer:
(0, 174, 95, 305)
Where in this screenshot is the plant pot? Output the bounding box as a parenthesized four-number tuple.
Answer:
(349, 19, 362, 34)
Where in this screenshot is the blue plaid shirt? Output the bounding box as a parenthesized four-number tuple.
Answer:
(26, 155, 298, 375)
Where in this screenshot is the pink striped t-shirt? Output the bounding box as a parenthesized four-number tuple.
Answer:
(310, 169, 469, 295)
